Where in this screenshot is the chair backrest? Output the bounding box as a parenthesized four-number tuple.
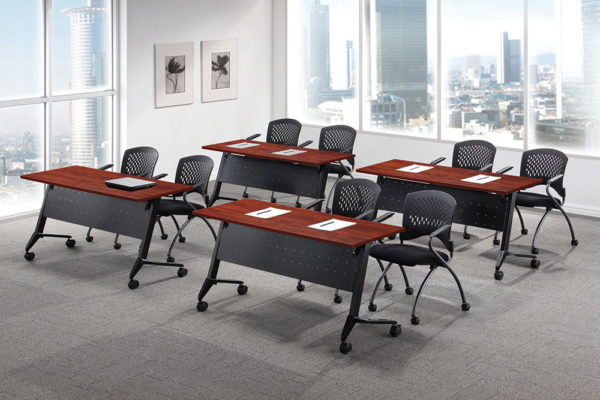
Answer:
(452, 140, 496, 172)
(120, 146, 159, 178)
(265, 118, 302, 146)
(331, 178, 381, 220)
(174, 155, 214, 197)
(402, 190, 456, 250)
(520, 148, 568, 197)
(319, 125, 357, 168)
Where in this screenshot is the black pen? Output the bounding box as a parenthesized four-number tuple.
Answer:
(476, 176, 489, 181)
(319, 220, 335, 228)
(257, 209, 272, 215)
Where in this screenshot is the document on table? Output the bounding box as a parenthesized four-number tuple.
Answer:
(308, 218, 356, 232)
(461, 174, 501, 184)
(245, 207, 291, 219)
(227, 142, 260, 149)
(397, 164, 434, 173)
(272, 149, 307, 156)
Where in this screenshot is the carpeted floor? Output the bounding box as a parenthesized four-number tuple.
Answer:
(1, 180, 599, 400)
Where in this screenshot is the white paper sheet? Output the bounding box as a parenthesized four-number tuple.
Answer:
(245, 207, 291, 219)
(397, 164, 434, 173)
(227, 142, 260, 149)
(308, 218, 356, 232)
(461, 174, 501, 184)
(272, 149, 307, 156)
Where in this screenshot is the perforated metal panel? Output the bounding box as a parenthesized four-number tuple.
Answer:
(216, 223, 362, 292)
(42, 186, 155, 239)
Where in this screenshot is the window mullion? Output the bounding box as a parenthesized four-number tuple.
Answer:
(45, 0, 52, 171)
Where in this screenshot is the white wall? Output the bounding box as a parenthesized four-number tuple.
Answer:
(271, 4, 600, 218)
(125, 0, 273, 178)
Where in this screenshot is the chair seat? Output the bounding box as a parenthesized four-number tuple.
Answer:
(370, 243, 449, 267)
(158, 199, 202, 216)
(328, 163, 352, 177)
(516, 192, 559, 209)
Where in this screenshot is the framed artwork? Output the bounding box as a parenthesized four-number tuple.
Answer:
(201, 39, 238, 102)
(155, 42, 194, 108)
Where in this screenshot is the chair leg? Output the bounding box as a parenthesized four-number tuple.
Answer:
(410, 266, 437, 325)
(398, 265, 413, 295)
(333, 289, 342, 304)
(85, 227, 93, 242)
(324, 174, 344, 213)
(368, 260, 395, 312)
(157, 217, 168, 240)
(492, 231, 500, 246)
(463, 225, 471, 239)
(270, 191, 277, 203)
(113, 233, 121, 249)
(555, 203, 578, 246)
(515, 206, 527, 234)
(170, 215, 185, 243)
(443, 264, 469, 310)
(242, 186, 249, 198)
(295, 195, 301, 208)
(531, 208, 552, 254)
(199, 216, 217, 240)
(166, 217, 193, 262)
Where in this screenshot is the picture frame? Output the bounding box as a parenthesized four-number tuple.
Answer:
(154, 42, 194, 108)
(201, 39, 238, 102)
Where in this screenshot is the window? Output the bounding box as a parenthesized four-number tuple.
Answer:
(287, 0, 600, 157)
(0, 0, 116, 219)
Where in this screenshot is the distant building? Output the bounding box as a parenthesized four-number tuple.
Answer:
(498, 32, 521, 84)
(370, 93, 406, 128)
(581, 0, 600, 120)
(307, 0, 331, 93)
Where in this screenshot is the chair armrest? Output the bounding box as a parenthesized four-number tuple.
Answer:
(478, 163, 493, 172)
(429, 224, 452, 240)
(428, 224, 454, 264)
(304, 198, 325, 210)
(355, 209, 376, 220)
(546, 174, 565, 204)
(246, 133, 261, 140)
(298, 140, 313, 148)
(373, 212, 394, 223)
(547, 174, 563, 185)
(495, 166, 513, 174)
(153, 173, 168, 180)
(430, 157, 445, 165)
(182, 183, 209, 211)
(98, 163, 113, 170)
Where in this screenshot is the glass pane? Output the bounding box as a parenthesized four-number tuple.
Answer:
(0, 105, 45, 217)
(52, 0, 112, 94)
(528, 0, 600, 156)
(441, 0, 524, 149)
(0, 0, 44, 100)
(51, 97, 112, 169)
(362, 0, 437, 138)
(287, 0, 359, 126)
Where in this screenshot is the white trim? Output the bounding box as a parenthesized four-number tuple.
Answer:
(0, 210, 39, 224)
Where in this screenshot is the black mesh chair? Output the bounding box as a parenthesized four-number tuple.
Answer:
(157, 155, 216, 263)
(243, 118, 303, 202)
(298, 125, 357, 210)
(431, 140, 498, 239)
(493, 148, 577, 254)
(85, 146, 165, 248)
(296, 178, 395, 304)
(368, 190, 469, 325)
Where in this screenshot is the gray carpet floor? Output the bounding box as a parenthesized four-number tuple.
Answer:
(1, 181, 599, 400)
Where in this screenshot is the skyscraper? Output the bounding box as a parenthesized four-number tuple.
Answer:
(370, 0, 428, 119)
(307, 0, 331, 92)
(581, 0, 600, 120)
(498, 32, 521, 84)
(63, 0, 109, 168)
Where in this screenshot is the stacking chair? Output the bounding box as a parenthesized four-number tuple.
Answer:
(86, 146, 165, 248)
(296, 178, 395, 304)
(157, 155, 216, 263)
(431, 139, 498, 239)
(368, 190, 470, 325)
(243, 118, 303, 202)
(493, 148, 578, 254)
(298, 125, 357, 210)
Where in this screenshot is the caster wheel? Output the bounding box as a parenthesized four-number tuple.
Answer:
(384, 283, 393, 291)
(167, 256, 175, 263)
(197, 301, 208, 312)
(333, 294, 342, 304)
(463, 233, 471, 240)
(530, 259, 540, 269)
(339, 342, 352, 354)
(368, 303, 377, 312)
(242, 192, 249, 198)
(405, 287, 414, 295)
(295, 202, 302, 208)
(571, 239, 578, 246)
(494, 270, 504, 280)
(521, 229, 528, 235)
(114, 243, 121, 250)
(531, 247, 539, 255)
(24, 252, 35, 261)
(493, 239, 500, 246)
(462, 303, 470, 311)
(177, 267, 188, 278)
(128, 280, 139, 290)
(160, 233, 168, 240)
(389, 324, 401, 337)
(270, 197, 277, 203)
(178, 236, 186, 243)
(296, 283, 305, 292)
(410, 316, 420, 325)
(66, 238, 76, 248)
(237, 284, 248, 295)
(86, 236, 94, 242)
